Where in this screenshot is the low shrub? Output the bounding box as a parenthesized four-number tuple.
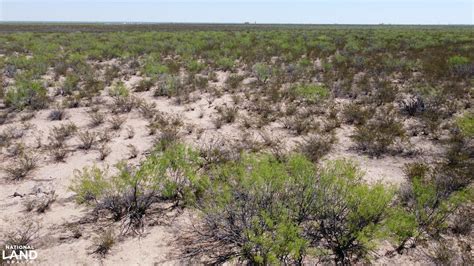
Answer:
(448, 55, 473, 77)
(215, 106, 238, 125)
(82, 78, 105, 97)
(3, 218, 40, 247)
(342, 103, 373, 125)
(47, 122, 78, 148)
(61, 73, 80, 95)
(456, 112, 474, 138)
(109, 115, 126, 131)
(108, 81, 129, 97)
(299, 133, 335, 162)
(137, 100, 157, 119)
(2, 152, 38, 181)
(451, 207, 472, 235)
(142, 60, 168, 77)
(282, 113, 319, 135)
(88, 111, 105, 127)
(154, 75, 183, 98)
(134, 78, 155, 92)
(225, 74, 244, 90)
(187, 60, 205, 74)
(392, 162, 473, 252)
(5, 80, 49, 110)
(92, 229, 116, 256)
(191, 154, 394, 264)
(252, 62, 272, 84)
(215, 57, 234, 71)
(104, 65, 120, 85)
(199, 137, 238, 167)
(77, 131, 96, 150)
(49, 145, 69, 162)
(110, 95, 137, 114)
(48, 108, 67, 121)
(292, 84, 329, 103)
(352, 107, 405, 156)
(98, 144, 111, 161)
(70, 143, 204, 233)
(400, 95, 425, 117)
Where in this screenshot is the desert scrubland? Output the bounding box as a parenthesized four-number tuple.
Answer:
(0, 24, 472, 265)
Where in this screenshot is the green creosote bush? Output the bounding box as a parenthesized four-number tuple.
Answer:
(302, 159, 395, 264)
(252, 62, 272, 84)
(70, 143, 205, 232)
(225, 74, 244, 90)
(187, 60, 205, 74)
(389, 162, 474, 253)
(456, 112, 474, 138)
(134, 78, 155, 92)
(447, 55, 473, 77)
(384, 207, 418, 253)
(292, 84, 330, 104)
(61, 73, 80, 95)
(104, 65, 120, 85)
(5, 80, 49, 110)
(108, 81, 129, 97)
(193, 154, 394, 264)
(70, 165, 110, 204)
(142, 61, 169, 77)
(154, 75, 182, 98)
(215, 57, 234, 71)
(193, 154, 310, 264)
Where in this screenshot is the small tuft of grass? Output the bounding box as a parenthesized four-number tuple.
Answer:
(92, 229, 116, 257)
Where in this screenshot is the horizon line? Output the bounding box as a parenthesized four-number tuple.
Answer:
(1, 21, 473, 26)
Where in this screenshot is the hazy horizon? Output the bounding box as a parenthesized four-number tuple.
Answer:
(1, 0, 473, 25)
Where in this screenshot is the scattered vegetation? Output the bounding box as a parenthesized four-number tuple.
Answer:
(0, 24, 472, 265)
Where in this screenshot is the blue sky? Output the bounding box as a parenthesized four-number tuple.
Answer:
(1, 0, 473, 24)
